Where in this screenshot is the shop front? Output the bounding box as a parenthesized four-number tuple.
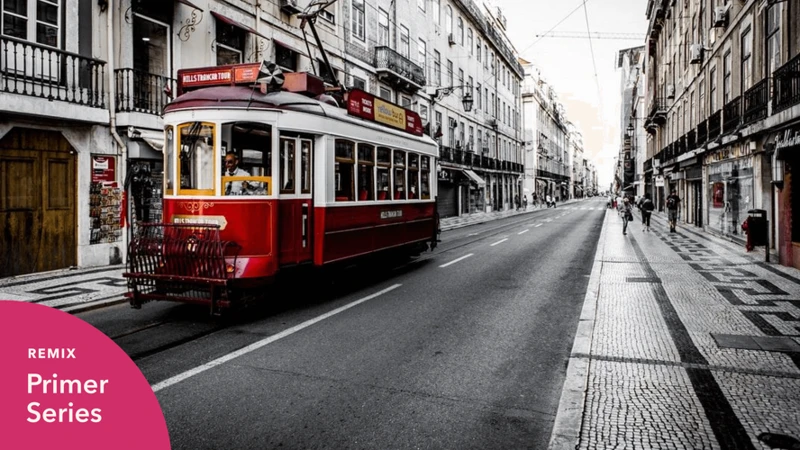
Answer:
(705, 144, 756, 243)
(770, 123, 800, 268)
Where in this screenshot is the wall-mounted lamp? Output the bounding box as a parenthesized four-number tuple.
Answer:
(772, 146, 785, 190)
(430, 85, 473, 112)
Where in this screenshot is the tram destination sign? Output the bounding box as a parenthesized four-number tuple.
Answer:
(347, 89, 424, 137)
(177, 63, 261, 94)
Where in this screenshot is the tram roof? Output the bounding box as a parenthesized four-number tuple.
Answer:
(165, 86, 438, 150)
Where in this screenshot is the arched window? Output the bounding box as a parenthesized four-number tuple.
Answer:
(457, 17, 463, 45)
(445, 6, 452, 35)
(467, 28, 473, 54)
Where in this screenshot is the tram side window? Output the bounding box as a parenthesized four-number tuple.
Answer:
(335, 140, 355, 201)
(421, 156, 431, 199)
(357, 144, 375, 201)
(221, 122, 272, 196)
(301, 139, 312, 194)
(179, 122, 215, 194)
(393, 150, 406, 200)
(165, 126, 174, 194)
(408, 153, 419, 199)
(280, 138, 296, 193)
(377, 147, 391, 201)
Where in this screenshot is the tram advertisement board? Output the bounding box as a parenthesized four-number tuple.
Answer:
(347, 89, 424, 136)
(0, 301, 170, 449)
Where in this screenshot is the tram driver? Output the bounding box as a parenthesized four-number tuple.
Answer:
(223, 151, 263, 195)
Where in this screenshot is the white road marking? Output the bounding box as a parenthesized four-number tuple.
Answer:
(150, 284, 403, 392)
(534, 223, 543, 228)
(467, 232, 481, 236)
(490, 238, 509, 246)
(439, 253, 474, 268)
(518, 229, 529, 235)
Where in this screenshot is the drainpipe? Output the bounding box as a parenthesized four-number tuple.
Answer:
(107, 0, 129, 244)
(255, 0, 261, 61)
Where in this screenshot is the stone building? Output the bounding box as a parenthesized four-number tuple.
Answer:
(643, 0, 800, 267)
(617, 45, 646, 200)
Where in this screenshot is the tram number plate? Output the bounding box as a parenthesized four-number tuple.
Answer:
(380, 210, 403, 219)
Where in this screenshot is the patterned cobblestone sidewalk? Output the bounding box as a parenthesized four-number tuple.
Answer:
(550, 210, 800, 449)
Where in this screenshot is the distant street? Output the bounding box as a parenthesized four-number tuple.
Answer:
(76, 198, 606, 449)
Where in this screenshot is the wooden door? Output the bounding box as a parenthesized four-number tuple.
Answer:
(0, 128, 76, 277)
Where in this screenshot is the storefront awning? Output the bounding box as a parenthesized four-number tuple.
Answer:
(462, 169, 486, 187)
(176, 0, 204, 11)
(211, 11, 269, 40)
(128, 127, 164, 153)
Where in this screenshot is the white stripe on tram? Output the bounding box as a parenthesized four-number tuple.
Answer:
(151, 283, 403, 392)
(439, 253, 474, 268)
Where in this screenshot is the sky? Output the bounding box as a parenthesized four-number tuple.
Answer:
(492, 0, 649, 189)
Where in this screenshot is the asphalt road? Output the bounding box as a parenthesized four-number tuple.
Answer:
(78, 198, 607, 449)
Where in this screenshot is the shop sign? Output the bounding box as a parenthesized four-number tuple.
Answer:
(346, 89, 424, 136)
(655, 175, 665, 187)
(91, 155, 116, 184)
(774, 126, 800, 151)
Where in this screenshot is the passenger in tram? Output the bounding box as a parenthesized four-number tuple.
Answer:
(223, 151, 263, 195)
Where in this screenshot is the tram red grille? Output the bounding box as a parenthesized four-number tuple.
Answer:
(124, 223, 241, 310)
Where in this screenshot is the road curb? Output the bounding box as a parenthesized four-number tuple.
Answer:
(547, 209, 607, 449)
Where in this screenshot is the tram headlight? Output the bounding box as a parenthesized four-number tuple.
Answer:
(226, 263, 235, 274)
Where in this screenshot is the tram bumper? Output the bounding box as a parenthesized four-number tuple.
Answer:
(123, 223, 241, 315)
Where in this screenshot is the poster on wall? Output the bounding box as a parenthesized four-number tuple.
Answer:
(90, 155, 122, 245)
(92, 155, 116, 184)
(712, 182, 725, 208)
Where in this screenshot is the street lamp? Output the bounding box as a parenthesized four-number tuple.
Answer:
(431, 85, 474, 112)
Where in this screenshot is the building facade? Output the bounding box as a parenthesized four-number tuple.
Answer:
(340, 0, 525, 217)
(617, 45, 646, 200)
(643, 0, 800, 267)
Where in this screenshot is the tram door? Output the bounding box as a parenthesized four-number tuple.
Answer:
(277, 134, 313, 265)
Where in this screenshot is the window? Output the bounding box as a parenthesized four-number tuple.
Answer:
(741, 28, 752, 92)
(1, 0, 61, 47)
(350, 75, 366, 90)
(476, 39, 481, 61)
(468, 125, 474, 150)
(377, 147, 392, 200)
(476, 83, 481, 109)
(418, 38, 426, 70)
(418, 0, 425, 12)
(379, 85, 392, 101)
(447, 59, 453, 87)
(767, 4, 782, 73)
(317, 58, 337, 85)
(433, 0, 440, 24)
(710, 67, 717, 112)
(215, 18, 245, 65)
(165, 126, 174, 194)
(400, 25, 409, 58)
(276, 44, 297, 71)
(419, 104, 429, 122)
(484, 44, 489, 69)
(133, 13, 170, 78)
(221, 122, 272, 196)
(723, 51, 731, 104)
(378, 8, 389, 47)
(319, 8, 335, 25)
(458, 122, 465, 147)
(485, 87, 489, 113)
(334, 140, 355, 201)
(467, 28, 473, 54)
(458, 68, 463, 87)
(699, 79, 705, 118)
(434, 50, 441, 86)
(357, 144, 374, 201)
(420, 156, 431, 199)
(457, 17, 463, 45)
(178, 122, 215, 195)
(300, 139, 311, 194)
(445, 6, 452, 35)
(279, 137, 296, 193)
(435, 111, 442, 139)
(690, 90, 695, 128)
(401, 96, 411, 107)
(393, 150, 406, 200)
(351, 0, 365, 41)
(408, 153, 419, 199)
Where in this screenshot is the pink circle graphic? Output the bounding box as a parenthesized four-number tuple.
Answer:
(0, 301, 170, 449)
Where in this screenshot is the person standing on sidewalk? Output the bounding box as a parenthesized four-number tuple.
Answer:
(641, 193, 655, 232)
(621, 197, 633, 235)
(666, 189, 681, 232)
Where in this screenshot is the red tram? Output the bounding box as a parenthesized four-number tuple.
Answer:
(123, 63, 439, 314)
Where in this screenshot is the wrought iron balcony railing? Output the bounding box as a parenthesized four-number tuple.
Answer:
(742, 78, 769, 125)
(696, 119, 708, 146)
(374, 46, 425, 89)
(1, 35, 106, 108)
(708, 109, 722, 139)
(722, 95, 742, 133)
(115, 68, 176, 115)
(773, 52, 800, 114)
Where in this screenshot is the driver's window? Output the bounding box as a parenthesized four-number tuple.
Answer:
(220, 122, 272, 196)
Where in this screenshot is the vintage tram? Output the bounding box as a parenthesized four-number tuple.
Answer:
(124, 63, 439, 314)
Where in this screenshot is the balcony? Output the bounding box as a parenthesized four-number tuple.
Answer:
(1, 35, 106, 109)
(722, 95, 741, 133)
(646, 97, 668, 125)
(696, 119, 708, 146)
(115, 69, 175, 115)
(773, 52, 800, 114)
(374, 46, 425, 93)
(742, 78, 769, 125)
(708, 109, 722, 140)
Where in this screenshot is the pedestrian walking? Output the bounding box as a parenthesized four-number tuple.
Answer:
(640, 193, 654, 232)
(666, 189, 681, 232)
(621, 197, 633, 235)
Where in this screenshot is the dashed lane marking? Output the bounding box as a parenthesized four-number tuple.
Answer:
(490, 238, 509, 246)
(534, 223, 543, 228)
(439, 253, 474, 268)
(150, 283, 403, 392)
(518, 229, 529, 235)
